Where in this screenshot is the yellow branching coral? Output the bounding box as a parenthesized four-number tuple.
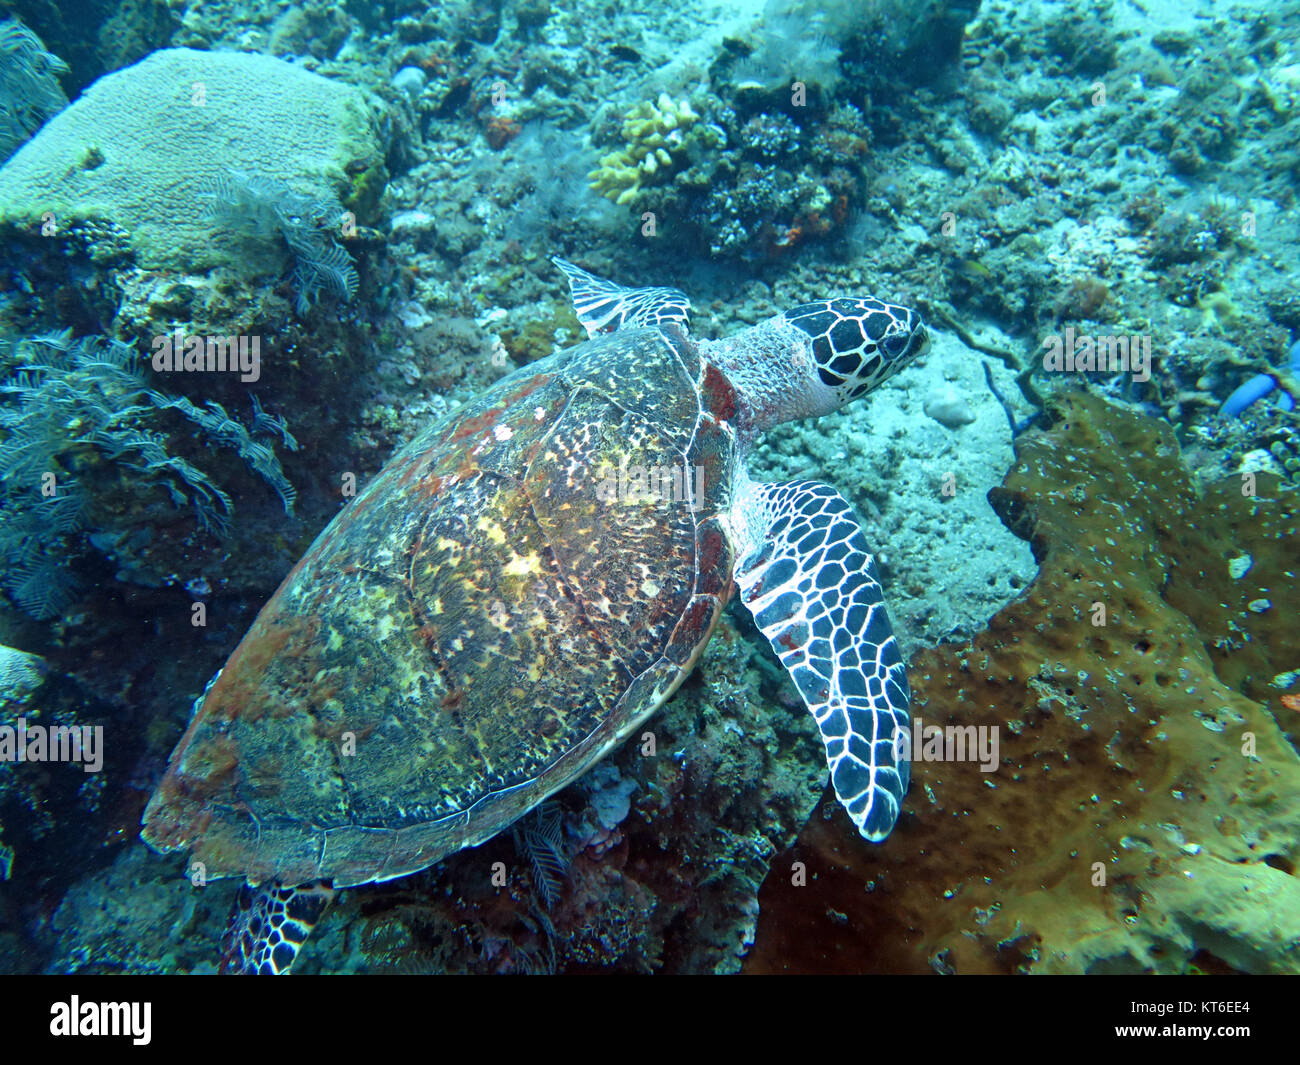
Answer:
(589, 93, 699, 206)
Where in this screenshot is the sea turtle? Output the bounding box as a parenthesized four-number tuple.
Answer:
(141, 258, 930, 973)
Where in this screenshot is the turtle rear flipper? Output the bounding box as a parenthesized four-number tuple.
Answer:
(552, 256, 690, 336)
(730, 478, 911, 841)
(220, 881, 336, 975)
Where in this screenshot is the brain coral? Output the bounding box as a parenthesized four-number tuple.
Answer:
(0, 48, 380, 272)
(746, 391, 1300, 975)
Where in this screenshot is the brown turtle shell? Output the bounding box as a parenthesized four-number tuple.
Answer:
(141, 325, 742, 888)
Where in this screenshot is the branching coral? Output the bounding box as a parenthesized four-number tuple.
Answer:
(747, 392, 1300, 975)
(588, 94, 701, 206)
(0, 332, 297, 618)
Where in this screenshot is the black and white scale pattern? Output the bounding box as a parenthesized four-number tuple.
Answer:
(224, 881, 334, 975)
(732, 480, 910, 841)
(784, 297, 928, 402)
(553, 256, 691, 337)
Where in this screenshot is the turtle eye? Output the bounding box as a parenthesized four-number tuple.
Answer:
(881, 331, 912, 359)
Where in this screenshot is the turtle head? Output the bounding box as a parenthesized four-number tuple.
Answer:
(782, 297, 929, 407)
(698, 295, 929, 431)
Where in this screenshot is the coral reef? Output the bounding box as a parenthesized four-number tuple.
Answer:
(3, 0, 1299, 983)
(0, 47, 382, 273)
(45, 843, 236, 974)
(209, 169, 359, 314)
(0, 332, 296, 618)
(0, 644, 127, 968)
(0, 644, 49, 893)
(746, 392, 1300, 974)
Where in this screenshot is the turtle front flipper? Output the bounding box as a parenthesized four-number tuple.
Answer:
(730, 478, 911, 840)
(220, 881, 336, 975)
(552, 256, 691, 336)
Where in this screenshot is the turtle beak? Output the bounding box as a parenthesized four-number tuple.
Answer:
(914, 324, 931, 360)
(900, 310, 930, 364)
